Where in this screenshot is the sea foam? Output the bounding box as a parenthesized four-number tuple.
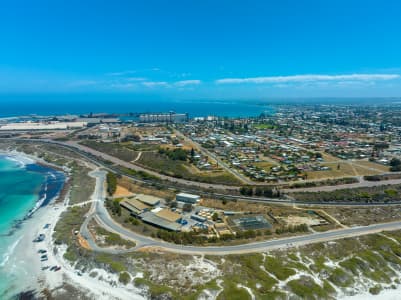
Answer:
(3, 152, 35, 168)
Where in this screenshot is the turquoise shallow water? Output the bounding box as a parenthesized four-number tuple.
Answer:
(0, 158, 44, 234)
(0, 155, 65, 298)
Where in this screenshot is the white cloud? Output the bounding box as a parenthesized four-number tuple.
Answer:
(174, 80, 201, 87)
(215, 74, 400, 84)
(142, 81, 169, 88)
(106, 70, 137, 76)
(109, 82, 137, 89)
(126, 77, 147, 82)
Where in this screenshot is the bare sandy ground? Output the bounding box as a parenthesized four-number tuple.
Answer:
(113, 185, 134, 198)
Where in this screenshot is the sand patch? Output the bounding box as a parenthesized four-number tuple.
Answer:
(113, 185, 134, 198)
(77, 234, 91, 250)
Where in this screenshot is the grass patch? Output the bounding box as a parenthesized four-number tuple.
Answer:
(68, 162, 96, 205)
(287, 276, 329, 299)
(95, 254, 127, 273)
(134, 277, 178, 298)
(137, 151, 241, 185)
(217, 281, 252, 300)
(91, 221, 136, 248)
(328, 268, 354, 287)
(264, 256, 296, 280)
(53, 206, 90, 246)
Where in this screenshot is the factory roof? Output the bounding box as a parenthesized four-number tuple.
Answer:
(156, 208, 181, 222)
(140, 212, 181, 231)
(135, 194, 162, 206)
(176, 193, 200, 199)
(120, 198, 150, 215)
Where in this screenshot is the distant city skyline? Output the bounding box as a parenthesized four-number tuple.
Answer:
(1, 0, 401, 100)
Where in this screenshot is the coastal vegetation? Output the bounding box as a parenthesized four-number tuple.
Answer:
(53, 205, 91, 259)
(136, 151, 240, 185)
(1, 139, 401, 300)
(54, 228, 401, 300)
(80, 140, 241, 185)
(80, 140, 139, 162)
(239, 186, 281, 197)
(285, 177, 358, 189)
(88, 219, 136, 248)
(106, 172, 118, 196)
(69, 162, 96, 205)
(292, 184, 401, 203)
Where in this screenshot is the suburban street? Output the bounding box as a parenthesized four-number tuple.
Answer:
(173, 129, 254, 185)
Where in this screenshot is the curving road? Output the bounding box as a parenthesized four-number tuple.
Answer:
(80, 170, 401, 255)
(6, 137, 401, 208)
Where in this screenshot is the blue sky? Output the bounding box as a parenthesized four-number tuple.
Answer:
(1, 0, 401, 101)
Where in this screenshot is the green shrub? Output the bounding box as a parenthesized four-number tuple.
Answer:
(119, 272, 131, 285)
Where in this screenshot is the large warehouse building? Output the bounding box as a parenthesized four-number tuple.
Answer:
(176, 193, 200, 204)
(139, 112, 188, 123)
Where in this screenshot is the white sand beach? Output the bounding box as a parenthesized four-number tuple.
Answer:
(0, 153, 146, 300)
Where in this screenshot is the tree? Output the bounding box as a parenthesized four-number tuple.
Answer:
(169, 201, 178, 208)
(190, 148, 195, 158)
(106, 172, 118, 196)
(254, 187, 263, 196)
(212, 212, 219, 221)
(112, 199, 121, 216)
(390, 158, 401, 167)
(263, 188, 273, 198)
(240, 186, 253, 196)
(390, 158, 401, 172)
(183, 203, 193, 212)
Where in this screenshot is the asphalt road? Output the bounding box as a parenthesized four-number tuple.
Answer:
(79, 170, 401, 255)
(5, 137, 401, 208)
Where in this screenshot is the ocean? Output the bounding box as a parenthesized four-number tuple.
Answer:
(0, 154, 65, 298)
(1, 97, 400, 119)
(0, 98, 275, 118)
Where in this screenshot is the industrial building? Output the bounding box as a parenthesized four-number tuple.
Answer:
(119, 194, 162, 216)
(191, 214, 207, 223)
(0, 121, 87, 131)
(139, 112, 188, 123)
(120, 198, 151, 216)
(176, 193, 200, 204)
(232, 215, 272, 230)
(134, 194, 161, 206)
(140, 208, 182, 231)
(214, 223, 232, 236)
